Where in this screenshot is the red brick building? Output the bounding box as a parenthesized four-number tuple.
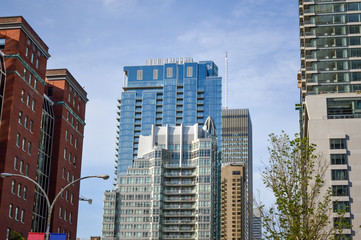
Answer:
(0, 16, 87, 240)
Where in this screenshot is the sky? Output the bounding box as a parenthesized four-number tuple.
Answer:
(2, 0, 300, 238)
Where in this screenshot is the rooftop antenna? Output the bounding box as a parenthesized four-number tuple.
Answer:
(225, 52, 228, 109)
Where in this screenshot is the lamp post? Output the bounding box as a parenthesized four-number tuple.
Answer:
(0, 173, 109, 240)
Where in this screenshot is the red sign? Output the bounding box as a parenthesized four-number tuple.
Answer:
(27, 233, 45, 240)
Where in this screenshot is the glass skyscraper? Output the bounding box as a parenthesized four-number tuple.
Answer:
(116, 58, 222, 175)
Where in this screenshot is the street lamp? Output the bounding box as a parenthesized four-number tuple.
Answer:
(0, 173, 109, 240)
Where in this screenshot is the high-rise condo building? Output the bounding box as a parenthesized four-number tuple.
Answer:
(116, 58, 222, 176)
(0, 17, 87, 240)
(102, 120, 219, 240)
(252, 208, 262, 240)
(298, 1, 361, 238)
(221, 109, 252, 240)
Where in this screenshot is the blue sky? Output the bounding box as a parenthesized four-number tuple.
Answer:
(2, 0, 300, 238)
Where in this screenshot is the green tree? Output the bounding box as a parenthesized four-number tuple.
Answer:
(256, 132, 350, 240)
(9, 231, 25, 240)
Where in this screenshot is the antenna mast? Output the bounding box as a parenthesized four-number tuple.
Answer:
(225, 52, 228, 109)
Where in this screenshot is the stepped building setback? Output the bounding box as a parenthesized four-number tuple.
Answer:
(0, 16, 87, 240)
(103, 120, 219, 240)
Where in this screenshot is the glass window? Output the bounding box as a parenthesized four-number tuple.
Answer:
(25, 164, 29, 176)
(332, 185, 348, 196)
(331, 154, 347, 164)
(24, 116, 28, 129)
(167, 67, 173, 78)
(153, 69, 158, 79)
(330, 139, 346, 149)
(29, 120, 33, 133)
(27, 142, 31, 154)
(23, 186, 27, 200)
(332, 169, 348, 180)
(21, 90, 25, 102)
(17, 184, 21, 197)
(137, 70, 143, 80)
(15, 207, 19, 221)
(11, 180, 15, 194)
(64, 148, 67, 159)
(31, 99, 35, 111)
(26, 95, 30, 107)
(28, 73, 32, 85)
(22, 138, 26, 151)
(187, 67, 193, 77)
(19, 160, 23, 173)
(18, 111, 23, 124)
(16, 134, 20, 147)
(333, 201, 350, 212)
(20, 210, 24, 223)
(14, 156, 18, 170)
(65, 130, 68, 140)
(59, 207, 62, 218)
(0, 38, 5, 49)
(9, 204, 13, 218)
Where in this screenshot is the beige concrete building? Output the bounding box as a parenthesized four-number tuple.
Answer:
(221, 164, 246, 240)
(304, 93, 361, 238)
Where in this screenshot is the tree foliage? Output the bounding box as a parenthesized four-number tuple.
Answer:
(256, 132, 350, 240)
(9, 231, 25, 240)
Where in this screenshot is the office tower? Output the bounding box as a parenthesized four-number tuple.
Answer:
(103, 120, 219, 240)
(220, 164, 246, 240)
(0, 50, 5, 126)
(0, 17, 87, 239)
(252, 208, 262, 240)
(116, 58, 222, 176)
(221, 109, 252, 240)
(298, 1, 361, 238)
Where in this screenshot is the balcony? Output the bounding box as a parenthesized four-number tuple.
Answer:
(164, 172, 195, 177)
(164, 163, 197, 169)
(164, 196, 196, 202)
(163, 227, 196, 232)
(164, 180, 196, 186)
(164, 189, 196, 195)
(163, 211, 196, 217)
(164, 204, 196, 209)
(163, 219, 196, 224)
(163, 234, 195, 239)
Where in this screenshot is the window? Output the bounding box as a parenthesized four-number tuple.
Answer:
(15, 207, 19, 221)
(27, 142, 31, 154)
(26, 47, 29, 57)
(28, 74, 32, 85)
(47, 87, 53, 97)
(166, 67, 173, 78)
(330, 139, 346, 149)
(232, 171, 241, 175)
(20, 210, 24, 223)
(23, 186, 27, 200)
(69, 212, 72, 223)
(31, 99, 35, 111)
(331, 154, 347, 165)
(20, 160, 24, 173)
(153, 69, 158, 79)
(18, 111, 23, 124)
(64, 209, 67, 221)
(25, 164, 29, 176)
(14, 156, 18, 170)
(74, 156, 76, 167)
(332, 169, 348, 180)
(137, 70, 143, 80)
(29, 120, 33, 133)
(9, 204, 13, 218)
(75, 139, 78, 149)
(64, 148, 67, 159)
(21, 90, 25, 102)
(31, 53, 34, 63)
(24, 116, 28, 129)
(26, 95, 30, 107)
(36, 59, 39, 69)
(334, 217, 351, 229)
(69, 152, 72, 163)
(11, 180, 15, 194)
(70, 134, 73, 144)
(333, 185, 349, 196)
(68, 93, 71, 102)
(0, 38, 5, 49)
(187, 66, 193, 77)
(62, 168, 65, 179)
(34, 79, 37, 89)
(76, 121, 79, 130)
(333, 201, 350, 212)
(67, 172, 70, 182)
(16, 134, 20, 147)
(22, 138, 26, 151)
(17, 183, 21, 197)
(59, 207, 62, 218)
(66, 190, 69, 201)
(70, 194, 74, 204)
(65, 130, 68, 140)
(24, 68, 27, 78)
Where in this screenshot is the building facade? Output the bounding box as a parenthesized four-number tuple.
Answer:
(221, 109, 252, 239)
(0, 50, 5, 126)
(220, 164, 246, 240)
(103, 120, 219, 240)
(0, 17, 87, 240)
(298, 1, 361, 239)
(252, 208, 262, 240)
(116, 58, 222, 176)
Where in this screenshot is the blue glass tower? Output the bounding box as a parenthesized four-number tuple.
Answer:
(116, 58, 222, 175)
